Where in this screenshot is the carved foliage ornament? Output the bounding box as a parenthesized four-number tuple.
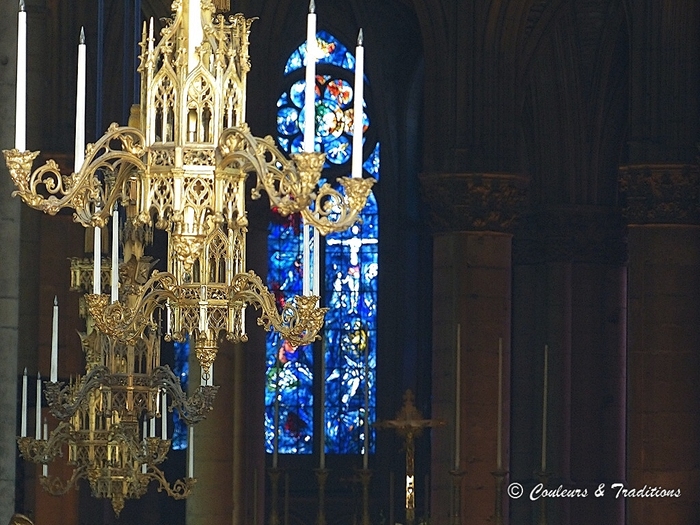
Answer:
(619, 164, 700, 225)
(419, 173, 529, 233)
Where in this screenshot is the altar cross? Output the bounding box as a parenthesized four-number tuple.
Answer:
(376, 389, 445, 525)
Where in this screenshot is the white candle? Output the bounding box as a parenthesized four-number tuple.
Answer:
(42, 418, 48, 476)
(166, 301, 172, 335)
(303, 0, 317, 153)
(541, 345, 548, 472)
(319, 340, 325, 469)
(363, 344, 369, 469)
(111, 207, 119, 302)
(497, 338, 503, 470)
(74, 28, 86, 172)
(21, 368, 27, 437)
(161, 392, 167, 440)
(35, 373, 41, 440)
(301, 0, 317, 295)
(15, 0, 26, 151)
(150, 415, 156, 438)
(455, 324, 461, 469)
(312, 228, 320, 297)
(51, 296, 58, 382)
(351, 29, 364, 178)
(93, 222, 101, 294)
(303, 223, 310, 296)
(199, 285, 207, 333)
(188, 426, 194, 477)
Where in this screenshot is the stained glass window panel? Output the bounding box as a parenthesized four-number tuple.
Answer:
(284, 31, 356, 75)
(265, 215, 314, 454)
(270, 30, 380, 458)
(324, 192, 378, 454)
(171, 338, 189, 450)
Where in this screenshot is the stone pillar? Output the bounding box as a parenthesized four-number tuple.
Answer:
(422, 172, 527, 525)
(187, 341, 235, 525)
(511, 207, 627, 525)
(620, 164, 700, 524)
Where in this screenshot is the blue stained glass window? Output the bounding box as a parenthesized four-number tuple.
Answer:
(267, 31, 379, 457)
(172, 338, 189, 450)
(284, 31, 356, 75)
(323, 192, 378, 454)
(265, 215, 314, 454)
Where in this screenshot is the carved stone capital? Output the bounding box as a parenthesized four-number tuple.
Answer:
(514, 206, 627, 265)
(419, 172, 529, 233)
(619, 164, 700, 225)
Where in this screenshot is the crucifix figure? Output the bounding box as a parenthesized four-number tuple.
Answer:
(376, 390, 445, 525)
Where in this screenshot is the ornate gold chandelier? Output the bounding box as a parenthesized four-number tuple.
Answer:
(6, 0, 374, 515)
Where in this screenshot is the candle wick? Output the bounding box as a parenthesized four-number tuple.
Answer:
(357, 28, 363, 46)
(309, 0, 315, 14)
(80, 26, 85, 45)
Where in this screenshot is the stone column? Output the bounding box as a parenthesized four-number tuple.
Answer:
(422, 172, 527, 525)
(620, 164, 700, 525)
(511, 207, 627, 525)
(186, 341, 235, 525)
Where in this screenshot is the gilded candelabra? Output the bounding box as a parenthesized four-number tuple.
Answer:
(7, 0, 374, 514)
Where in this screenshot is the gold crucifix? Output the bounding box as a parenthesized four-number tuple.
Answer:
(376, 390, 445, 525)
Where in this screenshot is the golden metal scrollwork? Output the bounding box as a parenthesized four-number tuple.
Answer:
(7, 0, 375, 513)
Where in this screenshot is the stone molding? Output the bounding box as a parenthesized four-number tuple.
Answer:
(619, 164, 700, 225)
(514, 206, 628, 265)
(419, 172, 529, 233)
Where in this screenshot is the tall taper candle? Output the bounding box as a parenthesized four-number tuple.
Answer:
(541, 345, 548, 472)
(455, 324, 461, 469)
(51, 296, 58, 382)
(21, 368, 27, 437)
(303, 223, 310, 296)
(497, 338, 503, 470)
(42, 418, 48, 476)
(303, 0, 317, 153)
(111, 207, 119, 302)
(15, 0, 26, 151)
(188, 426, 194, 477)
(161, 391, 167, 440)
(93, 222, 101, 294)
(35, 373, 41, 439)
(74, 28, 86, 172)
(351, 29, 364, 178)
(312, 228, 320, 297)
